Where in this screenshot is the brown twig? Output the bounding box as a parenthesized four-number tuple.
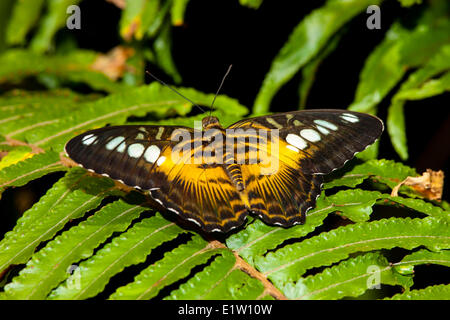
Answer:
(208, 240, 287, 300)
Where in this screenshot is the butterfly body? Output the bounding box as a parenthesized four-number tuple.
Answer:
(65, 109, 383, 232)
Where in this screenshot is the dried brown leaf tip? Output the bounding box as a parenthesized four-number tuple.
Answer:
(122, 19, 140, 42)
(105, 0, 126, 9)
(91, 46, 134, 80)
(391, 169, 444, 201)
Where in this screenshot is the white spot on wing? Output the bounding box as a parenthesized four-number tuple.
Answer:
(117, 142, 126, 153)
(128, 143, 145, 158)
(315, 125, 330, 135)
(144, 145, 161, 163)
(343, 112, 358, 119)
(82, 134, 94, 141)
(106, 136, 125, 150)
(286, 144, 300, 153)
(313, 120, 338, 131)
(300, 129, 321, 142)
(286, 133, 307, 150)
(82, 134, 97, 145)
(156, 156, 166, 166)
(341, 113, 359, 123)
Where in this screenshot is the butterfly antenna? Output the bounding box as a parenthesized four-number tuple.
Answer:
(201, 65, 233, 188)
(145, 70, 206, 113)
(209, 64, 233, 117)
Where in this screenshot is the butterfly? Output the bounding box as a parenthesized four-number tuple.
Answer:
(65, 109, 383, 233)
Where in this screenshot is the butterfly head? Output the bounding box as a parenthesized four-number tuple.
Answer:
(202, 116, 221, 130)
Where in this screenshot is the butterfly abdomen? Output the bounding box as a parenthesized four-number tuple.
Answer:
(224, 157, 244, 191)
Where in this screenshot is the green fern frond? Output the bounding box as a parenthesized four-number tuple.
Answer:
(166, 250, 237, 300)
(0, 151, 65, 198)
(48, 213, 186, 300)
(211, 269, 266, 300)
(0, 146, 32, 171)
(0, 49, 123, 92)
(324, 159, 418, 196)
(110, 236, 225, 300)
(282, 252, 412, 300)
(2, 199, 146, 299)
(379, 196, 449, 218)
(227, 188, 384, 264)
(394, 249, 450, 273)
(0, 89, 93, 142)
(0, 168, 119, 273)
(257, 216, 449, 286)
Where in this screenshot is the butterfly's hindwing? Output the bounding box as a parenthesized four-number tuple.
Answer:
(242, 162, 323, 226)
